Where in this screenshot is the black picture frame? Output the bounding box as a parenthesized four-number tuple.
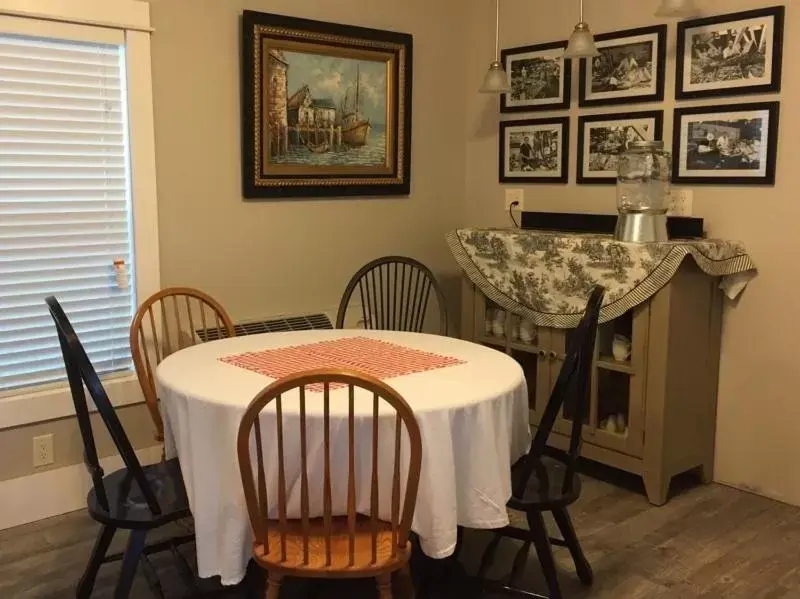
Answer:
(241, 10, 413, 199)
(671, 101, 780, 186)
(676, 6, 784, 101)
(499, 117, 570, 184)
(576, 110, 664, 185)
(500, 40, 571, 113)
(579, 24, 667, 108)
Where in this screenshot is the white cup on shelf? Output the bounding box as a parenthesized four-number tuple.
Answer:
(612, 334, 631, 362)
(519, 320, 535, 344)
(492, 311, 506, 337)
(484, 308, 495, 335)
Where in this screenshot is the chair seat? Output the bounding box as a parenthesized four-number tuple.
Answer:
(252, 515, 410, 577)
(88, 458, 190, 528)
(507, 456, 581, 510)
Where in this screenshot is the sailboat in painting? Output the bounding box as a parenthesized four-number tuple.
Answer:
(339, 65, 371, 147)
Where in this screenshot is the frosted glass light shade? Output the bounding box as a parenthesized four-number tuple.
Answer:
(654, 0, 699, 17)
(480, 61, 511, 93)
(564, 24, 599, 59)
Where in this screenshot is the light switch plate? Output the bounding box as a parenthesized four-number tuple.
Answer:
(505, 189, 525, 211)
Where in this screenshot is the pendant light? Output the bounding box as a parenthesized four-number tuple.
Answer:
(564, 0, 600, 59)
(480, 0, 510, 93)
(654, 0, 699, 18)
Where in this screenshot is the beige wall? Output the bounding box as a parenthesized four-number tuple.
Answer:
(464, 0, 800, 503)
(0, 404, 156, 482)
(147, 0, 467, 323)
(0, 0, 467, 483)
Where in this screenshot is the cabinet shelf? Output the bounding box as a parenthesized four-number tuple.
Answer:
(509, 339, 542, 353)
(476, 333, 505, 346)
(597, 356, 634, 375)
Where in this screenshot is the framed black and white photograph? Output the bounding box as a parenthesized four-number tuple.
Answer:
(499, 117, 569, 184)
(672, 102, 780, 185)
(579, 25, 667, 107)
(500, 41, 570, 113)
(577, 111, 664, 185)
(676, 6, 784, 100)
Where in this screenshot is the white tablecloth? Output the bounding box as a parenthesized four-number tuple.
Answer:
(156, 330, 529, 585)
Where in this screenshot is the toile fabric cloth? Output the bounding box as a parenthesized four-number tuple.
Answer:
(447, 228, 757, 329)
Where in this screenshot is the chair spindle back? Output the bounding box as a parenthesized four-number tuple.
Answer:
(45, 296, 162, 515)
(513, 285, 605, 498)
(336, 256, 448, 335)
(130, 287, 235, 441)
(237, 369, 423, 568)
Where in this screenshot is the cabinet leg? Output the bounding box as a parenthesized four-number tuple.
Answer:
(643, 472, 670, 506)
(700, 459, 714, 484)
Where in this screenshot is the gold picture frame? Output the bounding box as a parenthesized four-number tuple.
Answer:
(242, 11, 413, 198)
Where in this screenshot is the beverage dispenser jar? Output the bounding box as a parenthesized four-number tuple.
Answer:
(614, 141, 672, 243)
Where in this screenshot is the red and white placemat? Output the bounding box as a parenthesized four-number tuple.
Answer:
(219, 336, 465, 388)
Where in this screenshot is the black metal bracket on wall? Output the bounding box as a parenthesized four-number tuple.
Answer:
(520, 211, 705, 240)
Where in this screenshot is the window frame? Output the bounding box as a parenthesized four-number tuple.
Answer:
(0, 0, 159, 429)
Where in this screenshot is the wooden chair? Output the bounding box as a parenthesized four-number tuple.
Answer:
(237, 369, 423, 599)
(45, 296, 194, 599)
(130, 287, 235, 444)
(475, 285, 605, 599)
(336, 256, 448, 335)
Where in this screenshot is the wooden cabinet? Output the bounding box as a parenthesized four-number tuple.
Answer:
(460, 260, 723, 505)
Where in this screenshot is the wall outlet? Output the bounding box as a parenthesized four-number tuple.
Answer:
(33, 434, 54, 468)
(669, 188, 693, 216)
(504, 188, 525, 212)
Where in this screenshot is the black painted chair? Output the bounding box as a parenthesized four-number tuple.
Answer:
(474, 285, 605, 599)
(336, 256, 448, 335)
(45, 296, 195, 599)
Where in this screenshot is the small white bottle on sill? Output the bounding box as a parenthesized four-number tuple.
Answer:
(113, 259, 129, 290)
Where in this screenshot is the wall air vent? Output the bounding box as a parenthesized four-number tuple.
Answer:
(196, 313, 333, 342)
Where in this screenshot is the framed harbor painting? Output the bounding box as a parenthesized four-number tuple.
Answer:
(241, 11, 413, 198)
(676, 6, 784, 100)
(499, 117, 569, 184)
(672, 102, 780, 185)
(577, 111, 663, 185)
(579, 25, 667, 107)
(500, 41, 571, 113)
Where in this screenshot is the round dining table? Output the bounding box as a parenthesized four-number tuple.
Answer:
(156, 329, 530, 585)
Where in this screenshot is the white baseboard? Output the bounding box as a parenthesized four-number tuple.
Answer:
(0, 446, 162, 531)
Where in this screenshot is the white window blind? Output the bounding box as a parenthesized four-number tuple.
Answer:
(0, 32, 135, 393)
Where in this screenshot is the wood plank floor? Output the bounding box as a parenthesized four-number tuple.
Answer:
(2, 469, 799, 598)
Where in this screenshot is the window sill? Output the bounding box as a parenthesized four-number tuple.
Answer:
(0, 374, 144, 430)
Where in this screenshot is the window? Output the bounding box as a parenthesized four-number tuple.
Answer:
(0, 33, 135, 392)
(0, 2, 159, 426)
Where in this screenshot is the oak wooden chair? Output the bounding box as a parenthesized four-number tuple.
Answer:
(237, 369, 423, 599)
(130, 287, 235, 444)
(45, 296, 194, 599)
(475, 285, 605, 599)
(336, 256, 448, 335)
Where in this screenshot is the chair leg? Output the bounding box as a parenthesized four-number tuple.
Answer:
(452, 525, 465, 560)
(399, 563, 416, 599)
(526, 511, 562, 599)
(77, 525, 116, 599)
(376, 572, 393, 599)
(476, 531, 502, 579)
(114, 529, 147, 599)
(508, 540, 532, 586)
(552, 508, 593, 585)
(264, 571, 283, 599)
